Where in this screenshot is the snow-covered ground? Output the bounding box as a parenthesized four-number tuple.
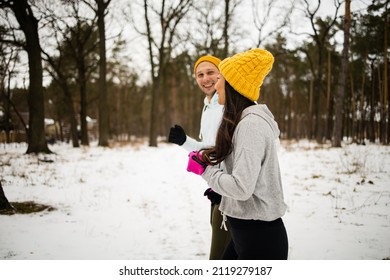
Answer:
(0, 140, 389, 260)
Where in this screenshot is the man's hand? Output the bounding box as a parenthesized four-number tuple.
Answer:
(168, 125, 186, 145)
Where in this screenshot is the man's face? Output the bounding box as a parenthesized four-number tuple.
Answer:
(195, 61, 219, 98)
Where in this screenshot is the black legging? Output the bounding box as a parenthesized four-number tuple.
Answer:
(222, 217, 288, 260)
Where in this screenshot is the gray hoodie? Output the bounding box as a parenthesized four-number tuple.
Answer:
(202, 104, 287, 221)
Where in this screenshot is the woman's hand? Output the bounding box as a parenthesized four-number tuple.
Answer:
(187, 151, 208, 175)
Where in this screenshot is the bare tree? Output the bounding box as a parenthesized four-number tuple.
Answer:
(223, 0, 230, 57)
(36, 1, 80, 147)
(0, 75, 28, 143)
(0, 45, 21, 143)
(42, 48, 80, 147)
(83, 0, 112, 147)
(139, 0, 192, 147)
(40, 0, 100, 146)
(64, 1, 99, 146)
(222, 0, 242, 57)
(96, 0, 111, 146)
(385, 3, 389, 144)
(384, 2, 389, 144)
(191, 0, 225, 56)
(251, 0, 294, 48)
(0, 0, 51, 153)
(332, 0, 351, 147)
(300, 0, 341, 143)
(192, 0, 242, 57)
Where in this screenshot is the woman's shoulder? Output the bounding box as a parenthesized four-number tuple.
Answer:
(236, 113, 276, 141)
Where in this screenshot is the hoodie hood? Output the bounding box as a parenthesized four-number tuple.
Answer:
(241, 104, 280, 139)
(203, 92, 220, 107)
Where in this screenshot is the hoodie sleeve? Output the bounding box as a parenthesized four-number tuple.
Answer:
(181, 136, 204, 152)
(202, 115, 274, 200)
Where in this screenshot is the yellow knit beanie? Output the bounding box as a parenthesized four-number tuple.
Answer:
(219, 49, 274, 102)
(194, 55, 222, 75)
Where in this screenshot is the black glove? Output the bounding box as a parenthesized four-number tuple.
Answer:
(168, 125, 186, 145)
(204, 188, 222, 206)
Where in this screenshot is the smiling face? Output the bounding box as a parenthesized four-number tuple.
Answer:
(215, 73, 226, 105)
(195, 61, 220, 101)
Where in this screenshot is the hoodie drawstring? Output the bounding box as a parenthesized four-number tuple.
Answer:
(220, 212, 228, 231)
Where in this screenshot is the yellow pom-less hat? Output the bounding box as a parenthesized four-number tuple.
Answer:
(219, 49, 274, 102)
(194, 55, 221, 75)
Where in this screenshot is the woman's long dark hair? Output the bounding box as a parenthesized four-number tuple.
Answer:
(202, 81, 255, 165)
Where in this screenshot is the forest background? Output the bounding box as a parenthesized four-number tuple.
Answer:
(0, 0, 388, 152)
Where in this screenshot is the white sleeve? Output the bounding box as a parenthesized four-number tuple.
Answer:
(181, 136, 203, 152)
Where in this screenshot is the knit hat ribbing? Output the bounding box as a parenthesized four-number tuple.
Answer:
(194, 55, 222, 75)
(219, 49, 274, 102)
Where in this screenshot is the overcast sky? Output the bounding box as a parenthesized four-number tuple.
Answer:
(4, 0, 371, 89)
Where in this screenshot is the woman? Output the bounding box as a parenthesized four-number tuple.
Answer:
(187, 48, 288, 260)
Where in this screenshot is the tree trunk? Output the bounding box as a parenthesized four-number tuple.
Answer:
(79, 60, 89, 146)
(9, 0, 51, 153)
(325, 49, 332, 140)
(149, 78, 161, 147)
(350, 72, 357, 143)
(64, 88, 79, 147)
(162, 68, 171, 139)
(0, 181, 13, 212)
(309, 79, 314, 139)
(383, 2, 388, 144)
(97, 0, 110, 147)
(141, 0, 192, 146)
(358, 53, 367, 144)
(332, 0, 350, 147)
(369, 59, 376, 143)
(5, 74, 11, 143)
(315, 50, 325, 143)
(144, 0, 158, 147)
(223, 0, 230, 57)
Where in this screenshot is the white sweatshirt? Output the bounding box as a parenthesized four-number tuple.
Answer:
(182, 93, 224, 152)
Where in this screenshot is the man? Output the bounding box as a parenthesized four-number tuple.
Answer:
(168, 55, 231, 259)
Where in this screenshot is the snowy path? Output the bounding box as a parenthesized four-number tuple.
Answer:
(1, 141, 389, 260)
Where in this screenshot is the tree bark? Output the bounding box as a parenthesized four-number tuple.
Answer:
(332, 0, 351, 147)
(369, 58, 376, 143)
(358, 53, 367, 144)
(78, 57, 89, 146)
(325, 49, 332, 140)
(6, 0, 51, 153)
(96, 0, 110, 147)
(223, 0, 230, 57)
(144, 0, 158, 147)
(0, 181, 13, 212)
(383, 2, 388, 144)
